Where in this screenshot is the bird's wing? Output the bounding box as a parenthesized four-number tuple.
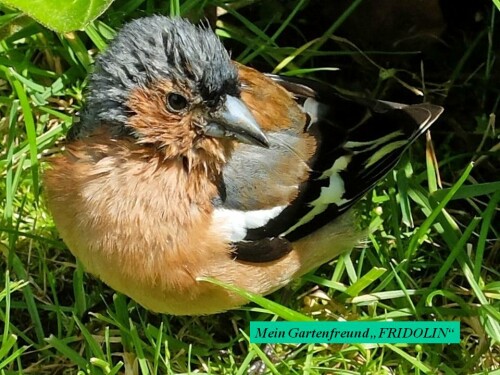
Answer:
(214, 68, 443, 262)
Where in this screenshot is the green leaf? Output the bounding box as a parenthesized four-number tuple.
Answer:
(493, 0, 500, 12)
(0, 0, 115, 32)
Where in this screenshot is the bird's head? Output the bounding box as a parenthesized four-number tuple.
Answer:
(78, 16, 268, 166)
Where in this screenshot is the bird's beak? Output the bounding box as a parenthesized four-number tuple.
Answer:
(204, 96, 270, 148)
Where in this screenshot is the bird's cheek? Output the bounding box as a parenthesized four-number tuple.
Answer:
(158, 118, 198, 156)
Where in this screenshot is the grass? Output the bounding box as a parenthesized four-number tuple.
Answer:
(0, 0, 499, 374)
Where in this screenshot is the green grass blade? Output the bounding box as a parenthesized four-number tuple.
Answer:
(45, 334, 88, 370)
(296, 0, 365, 66)
(431, 181, 500, 201)
(345, 267, 387, 297)
(386, 344, 432, 373)
(8, 253, 45, 344)
(129, 318, 150, 375)
(74, 315, 106, 359)
(406, 162, 474, 259)
(73, 261, 87, 319)
(8, 71, 40, 200)
(429, 217, 481, 290)
(199, 277, 313, 321)
(474, 190, 500, 280)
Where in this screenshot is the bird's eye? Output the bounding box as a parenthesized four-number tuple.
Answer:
(166, 93, 188, 112)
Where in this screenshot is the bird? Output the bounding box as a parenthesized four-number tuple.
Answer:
(44, 15, 443, 315)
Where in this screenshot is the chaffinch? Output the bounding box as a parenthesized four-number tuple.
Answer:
(44, 16, 443, 315)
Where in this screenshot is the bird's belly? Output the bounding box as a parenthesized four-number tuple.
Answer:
(43, 145, 244, 314)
